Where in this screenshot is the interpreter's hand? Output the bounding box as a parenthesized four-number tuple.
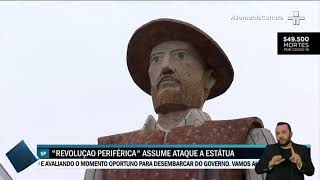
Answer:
(289, 147, 302, 167)
(268, 155, 285, 169)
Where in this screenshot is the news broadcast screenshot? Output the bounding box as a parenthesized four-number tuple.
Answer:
(0, 1, 319, 180)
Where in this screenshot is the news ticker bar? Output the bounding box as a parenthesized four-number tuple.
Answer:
(37, 159, 259, 169)
(36, 144, 311, 169)
(277, 32, 320, 55)
(37, 144, 311, 159)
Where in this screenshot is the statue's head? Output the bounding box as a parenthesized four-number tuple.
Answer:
(127, 19, 234, 114)
(149, 40, 215, 113)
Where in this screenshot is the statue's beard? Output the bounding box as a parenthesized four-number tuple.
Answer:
(151, 80, 205, 114)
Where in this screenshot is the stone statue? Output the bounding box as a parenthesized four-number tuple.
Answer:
(84, 18, 275, 180)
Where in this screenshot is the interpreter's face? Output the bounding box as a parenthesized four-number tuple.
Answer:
(276, 125, 292, 146)
(148, 41, 207, 114)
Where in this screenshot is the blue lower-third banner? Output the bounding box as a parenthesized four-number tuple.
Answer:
(36, 144, 310, 169)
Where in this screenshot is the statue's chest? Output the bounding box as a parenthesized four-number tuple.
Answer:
(98, 118, 262, 180)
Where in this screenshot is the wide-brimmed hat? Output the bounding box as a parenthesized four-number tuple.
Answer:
(127, 18, 234, 100)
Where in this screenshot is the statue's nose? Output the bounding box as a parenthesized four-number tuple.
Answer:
(161, 55, 174, 75)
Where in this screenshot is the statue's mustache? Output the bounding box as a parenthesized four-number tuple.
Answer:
(156, 75, 180, 89)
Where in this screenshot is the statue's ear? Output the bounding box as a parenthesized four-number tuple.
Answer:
(203, 69, 216, 97)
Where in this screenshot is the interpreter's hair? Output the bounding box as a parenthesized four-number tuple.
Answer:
(276, 122, 292, 132)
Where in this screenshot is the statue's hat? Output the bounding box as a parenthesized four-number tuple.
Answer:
(127, 18, 234, 99)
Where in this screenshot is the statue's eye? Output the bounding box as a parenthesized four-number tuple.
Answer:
(151, 56, 159, 63)
(177, 52, 185, 59)
(174, 50, 188, 60)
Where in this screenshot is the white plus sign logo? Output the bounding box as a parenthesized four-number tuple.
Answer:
(288, 11, 305, 25)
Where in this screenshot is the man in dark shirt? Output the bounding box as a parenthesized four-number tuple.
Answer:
(255, 122, 314, 180)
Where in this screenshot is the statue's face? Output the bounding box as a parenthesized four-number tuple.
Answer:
(148, 41, 210, 114)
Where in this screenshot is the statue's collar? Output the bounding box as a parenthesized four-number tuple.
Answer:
(141, 108, 211, 132)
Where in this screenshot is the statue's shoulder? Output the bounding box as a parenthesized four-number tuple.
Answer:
(98, 130, 139, 144)
(206, 116, 263, 128)
(211, 116, 275, 144)
(237, 118, 275, 180)
(246, 127, 275, 145)
(98, 129, 167, 145)
(234, 117, 275, 145)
